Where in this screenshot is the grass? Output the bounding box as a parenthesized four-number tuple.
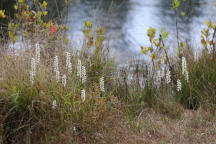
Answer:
(0, 0, 216, 143)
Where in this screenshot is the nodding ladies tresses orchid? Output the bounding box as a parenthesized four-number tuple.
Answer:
(185, 70, 189, 82)
(54, 56, 59, 72)
(166, 69, 171, 84)
(207, 47, 213, 54)
(62, 74, 67, 87)
(81, 89, 86, 102)
(66, 52, 72, 74)
(100, 76, 105, 92)
(77, 59, 82, 78)
(182, 57, 187, 75)
(177, 79, 182, 92)
(182, 57, 189, 82)
(30, 58, 36, 85)
(157, 70, 162, 80)
(52, 100, 57, 109)
(54, 56, 60, 83)
(81, 66, 86, 84)
(56, 70, 60, 83)
(35, 43, 40, 64)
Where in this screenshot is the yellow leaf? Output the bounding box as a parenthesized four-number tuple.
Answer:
(42, 1, 47, 9)
(65, 0, 69, 6)
(43, 11, 48, 16)
(201, 39, 207, 47)
(205, 20, 211, 27)
(141, 47, 147, 54)
(65, 26, 69, 31)
(18, 0, 24, 4)
(181, 12, 185, 17)
(0, 10, 6, 18)
(14, 5, 18, 10)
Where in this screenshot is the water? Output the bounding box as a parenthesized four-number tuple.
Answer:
(3, 0, 216, 58)
(60, 0, 216, 58)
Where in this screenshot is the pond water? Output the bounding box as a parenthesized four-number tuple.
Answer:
(62, 0, 216, 58)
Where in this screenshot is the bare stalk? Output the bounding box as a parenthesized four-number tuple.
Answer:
(211, 26, 216, 60)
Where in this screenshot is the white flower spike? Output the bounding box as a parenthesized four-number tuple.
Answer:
(81, 89, 86, 102)
(54, 56, 60, 82)
(66, 52, 72, 74)
(52, 100, 57, 109)
(100, 76, 105, 92)
(177, 79, 182, 92)
(30, 58, 36, 85)
(35, 43, 40, 64)
(62, 74, 67, 87)
(77, 59, 82, 78)
(81, 66, 86, 84)
(166, 69, 171, 84)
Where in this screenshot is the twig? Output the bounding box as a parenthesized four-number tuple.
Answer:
(211, 26, 216, 60)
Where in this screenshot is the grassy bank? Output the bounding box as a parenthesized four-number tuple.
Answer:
(0, 0, 216, 143)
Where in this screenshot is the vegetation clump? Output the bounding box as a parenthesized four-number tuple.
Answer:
(0, 0, 216, 143)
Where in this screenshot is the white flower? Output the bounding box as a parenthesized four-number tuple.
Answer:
(68, 62, 72, 74)
(81, 89, 86, 102)
(182, 57, 189, 82)
(62, 74, 67, 87)
(182, 57, 187, 75)
(185, 70, 189, 82)
(73, 127, 76, 131)
(157, 70, 162, 81)
(54, 56, 59, 73)
(100, 76, 105, 92)
(81, 66, 86, 84)
(35, 43, 40, 64)
(52, 100, 57, 109)
(66, 52, 72, 74)
(177, 79, 182, 92)
(30, 71, 35, 85)
(56, 70, 60, 83)
(166, 69, 171, 84)
(30, 58, 36, 85)
(77, 59, 82, 78)
(54, 56, 60, 82)
(207, 47, 213, 54)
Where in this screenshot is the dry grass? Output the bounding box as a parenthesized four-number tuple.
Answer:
(128, 108, 216, 144)
(32, 108, 215, 144)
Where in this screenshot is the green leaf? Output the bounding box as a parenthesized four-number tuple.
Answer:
(173, 0, 180, 10)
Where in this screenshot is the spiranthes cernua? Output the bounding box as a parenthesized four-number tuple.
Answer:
(62, 74, 67, 87)
(81, 66, 86, 84)
(66, 52, 72, 74)
(56, 70, 60, 83)
(182, 57, 187, 75)
(77, 59, 82, 78)
(54, 56, 59, 72)
(177, 79, 182, 92)
(100, 76, 105, 92)
(81, 89, 86, 102)
(182, 57, 189, 82)
(52, 100, 57, 109)
(30, 58, 36, 85)
(166, 69, 171, 84)
(35, 43, 40, 64)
